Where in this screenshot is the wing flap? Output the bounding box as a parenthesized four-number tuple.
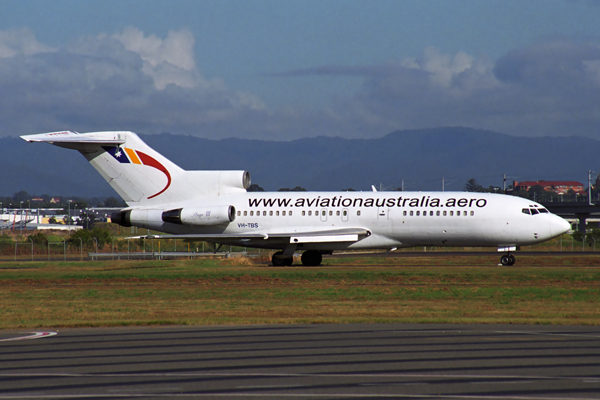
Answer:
(290, 234, 358, 243)
(130, 227, 370, 244)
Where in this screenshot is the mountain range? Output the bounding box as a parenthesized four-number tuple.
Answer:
(2, 127, 598, 198)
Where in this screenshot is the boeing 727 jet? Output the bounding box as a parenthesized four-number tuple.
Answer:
(22, 130, 571, 266)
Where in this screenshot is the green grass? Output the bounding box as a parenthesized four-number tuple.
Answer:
(1, 255, 600, 329)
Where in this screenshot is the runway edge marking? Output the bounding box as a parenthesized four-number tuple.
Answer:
(0, 332, 57, 342)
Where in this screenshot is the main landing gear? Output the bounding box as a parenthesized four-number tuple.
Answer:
(271, 250, 323, 266)
(271, 251, 293, 266)
(500, 253, 516, 266)
(300, 250, 322, 266)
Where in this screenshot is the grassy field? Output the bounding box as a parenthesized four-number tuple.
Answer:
(1, 253, 600, 329)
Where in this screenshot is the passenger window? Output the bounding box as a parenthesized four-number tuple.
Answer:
(343, 210, 347, 216)
(250, 211, 253, 216)
(237, 211, 241, 216)
(336, 211, 340, 216)
(430, 211, 434, 216)
(329, 211, 332, 216)
(416, 211, 420, 216)
(282, 211, 286, 216)
(410, 211, 413, 216)
(270, 211, 273, 216)
(357, 210, 361, 216)
(289, 211, 293, 216)
(403, 211, 407, 216)
(276, 211, 280, 216)
(244, 211, 247, 216)
(470, 211, 474, 216)
(302, 211, 306, 216)
(449, 211, 453, 216)
(308, 211, 312, 216)
(443, 211, 447, 216)
(263, 211, 267, 216)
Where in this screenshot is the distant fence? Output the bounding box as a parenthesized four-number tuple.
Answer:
(0, 240, 255, 262)
(88, 251, 241, 260)
(1, 234, 599, 262)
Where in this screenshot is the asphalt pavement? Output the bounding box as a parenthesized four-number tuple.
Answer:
(2, 324, 600, 399)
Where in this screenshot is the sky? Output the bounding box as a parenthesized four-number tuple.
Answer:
(2, 0, 600, 141)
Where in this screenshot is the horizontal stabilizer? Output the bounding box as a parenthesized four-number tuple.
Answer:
(21, 131, 125, 145)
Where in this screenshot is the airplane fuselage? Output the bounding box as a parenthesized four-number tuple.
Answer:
(125, 191, 569, 251)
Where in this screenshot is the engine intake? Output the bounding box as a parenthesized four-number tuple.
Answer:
(111, 210, 132, 227)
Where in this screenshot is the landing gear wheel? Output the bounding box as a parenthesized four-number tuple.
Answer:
(272, 251, 293, 266)
(500, 254, 516, 266)
(301, 250, 323, 266)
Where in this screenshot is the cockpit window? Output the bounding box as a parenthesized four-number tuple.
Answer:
(523, 207, 548, 215)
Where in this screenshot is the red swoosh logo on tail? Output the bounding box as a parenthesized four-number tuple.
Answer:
(136, 151, 172, 199)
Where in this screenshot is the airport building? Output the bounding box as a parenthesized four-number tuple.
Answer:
(513, 180, 586, 195)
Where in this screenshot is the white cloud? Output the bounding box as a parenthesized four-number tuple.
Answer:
(0, 27, 270, 139)
(111, 27, 198, 90)
(113, 27, 196, 71)
(1, 27, 600, 141)
(312, 40, 600, 139)
(400, 46, 478, 88)
(0, 27, 54, 58)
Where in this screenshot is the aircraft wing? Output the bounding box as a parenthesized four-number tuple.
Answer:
(129, 227, 370, 245)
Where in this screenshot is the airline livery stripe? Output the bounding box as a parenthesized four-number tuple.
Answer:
(102, 146, 130, 163)
(136, 150, 172, 199)
(125, 148, 142, 164)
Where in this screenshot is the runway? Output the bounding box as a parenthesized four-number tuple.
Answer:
(1, 324, 600, 399)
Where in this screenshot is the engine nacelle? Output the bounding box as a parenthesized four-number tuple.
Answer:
(111, 209, 163, 229)
(111, 209, 132, 227)
(162, 205, 236, 226)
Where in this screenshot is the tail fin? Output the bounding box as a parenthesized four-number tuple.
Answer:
(21, 131, 250, 206)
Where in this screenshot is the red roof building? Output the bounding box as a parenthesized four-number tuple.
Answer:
(513, 180, 585, 195)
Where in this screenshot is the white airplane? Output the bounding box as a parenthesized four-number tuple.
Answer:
(22, 130, 571, 266)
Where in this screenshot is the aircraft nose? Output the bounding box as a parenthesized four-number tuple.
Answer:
(550, 216, 571, 237)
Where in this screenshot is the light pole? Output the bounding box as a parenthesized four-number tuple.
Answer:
(68, 200, 72, 231)
(19, 201, 23, 235)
